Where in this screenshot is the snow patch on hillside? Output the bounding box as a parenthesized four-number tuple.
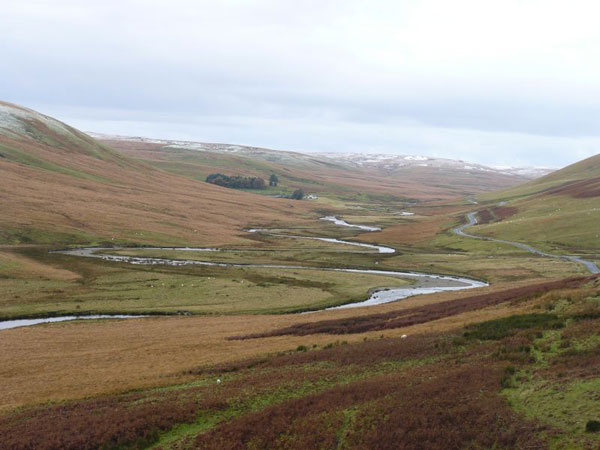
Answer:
(0, 103, 72, 138)
(317, 153, 554, 179)
(88, 133, 555, 180)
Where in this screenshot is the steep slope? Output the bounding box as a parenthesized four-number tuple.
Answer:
(0, 102, 314, 246)
(93, 134, 536, 201)
(470, 153, 600, 256)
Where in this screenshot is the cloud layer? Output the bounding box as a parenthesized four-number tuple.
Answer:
(2, 0, 600, 166)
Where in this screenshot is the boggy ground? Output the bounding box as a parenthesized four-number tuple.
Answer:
(2, 277, 599, 449)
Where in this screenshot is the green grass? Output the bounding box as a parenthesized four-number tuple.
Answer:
(471, 195, 600, 254)
(0, 226, 104, 246)
(505, 376, 600, 449)
(0, 247, 413, 319)
(496, 290, 600, 449)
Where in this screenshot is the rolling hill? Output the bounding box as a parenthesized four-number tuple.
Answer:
(0, 101, 314, 246)
(92, 133, 539, 202)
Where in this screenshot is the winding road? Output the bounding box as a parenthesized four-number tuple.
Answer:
(454, 212, 599, 274)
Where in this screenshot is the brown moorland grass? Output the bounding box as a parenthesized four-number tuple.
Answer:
(0, 334, 447, 449)
(0, 156, 315, 246)
(0, 331, 548, 450)
(541, 175, 600, 198)
(0, 105, 317, 246)
(5, 308, 597, 449)
(493, 205, 519, 220)
(0, 280, 519, 407)
(0, 249, 80, 281)
(0, 277, 573, 412)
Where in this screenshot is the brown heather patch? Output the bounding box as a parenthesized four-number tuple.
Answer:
(560, 318, 600, 341)
(0, 392, 198, 450)
(477, 206, 518, 225)
(547, 345, 600, 380)
(493, 205, 518, 221)
(542, 176, 600, 199)
(193, 333, 446, 375)
(233, 276, 595, 338)
(0, 326, 559, 450)
(477, 208, 495, 224)
(193, 362, 546, 450)
(0, 333, 456, 450)
(0, 364, 357, 450)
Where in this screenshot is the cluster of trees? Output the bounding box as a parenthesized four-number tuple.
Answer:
(290, 188, 304, 200)
(205, 173, 266, 190)
(205, 172, 305, 200)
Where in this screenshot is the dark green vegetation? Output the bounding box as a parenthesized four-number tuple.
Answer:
(290, 188, 304, 200)
(2, 279, 599, 449)
(205, 173, 267, 190)
(463, 313, 564, 340)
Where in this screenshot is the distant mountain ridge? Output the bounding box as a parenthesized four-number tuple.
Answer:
(315, 152, 554, 180)
(88, 133, 553, 181)
(89, 132, 550, 200)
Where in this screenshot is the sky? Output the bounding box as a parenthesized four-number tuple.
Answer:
(2, 0, 600, 167)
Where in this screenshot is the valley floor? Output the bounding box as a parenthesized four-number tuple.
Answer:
(1, 199, 599, 449)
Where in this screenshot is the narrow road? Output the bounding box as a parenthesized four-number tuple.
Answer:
(454, 212, 599, 274)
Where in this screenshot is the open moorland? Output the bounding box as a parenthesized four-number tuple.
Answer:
(1, 102, 599, 449)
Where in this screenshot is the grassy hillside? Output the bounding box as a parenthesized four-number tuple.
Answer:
(0, 102, 315, 246)
(99, 137, 532, 203)
(469, 153, 600, 255)
(479, 153, 600, 202)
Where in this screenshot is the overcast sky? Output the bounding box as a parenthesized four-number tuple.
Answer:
(2, 0, 600, 167)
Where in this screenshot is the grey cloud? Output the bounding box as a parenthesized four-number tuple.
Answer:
(2, 0, 600, 167)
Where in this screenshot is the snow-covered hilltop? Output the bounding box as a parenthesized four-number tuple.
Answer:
(88, 133, 555, 181)
(316, 153, 554, 180)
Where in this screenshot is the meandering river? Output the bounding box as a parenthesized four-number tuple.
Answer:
(1, 216, 487, 330)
